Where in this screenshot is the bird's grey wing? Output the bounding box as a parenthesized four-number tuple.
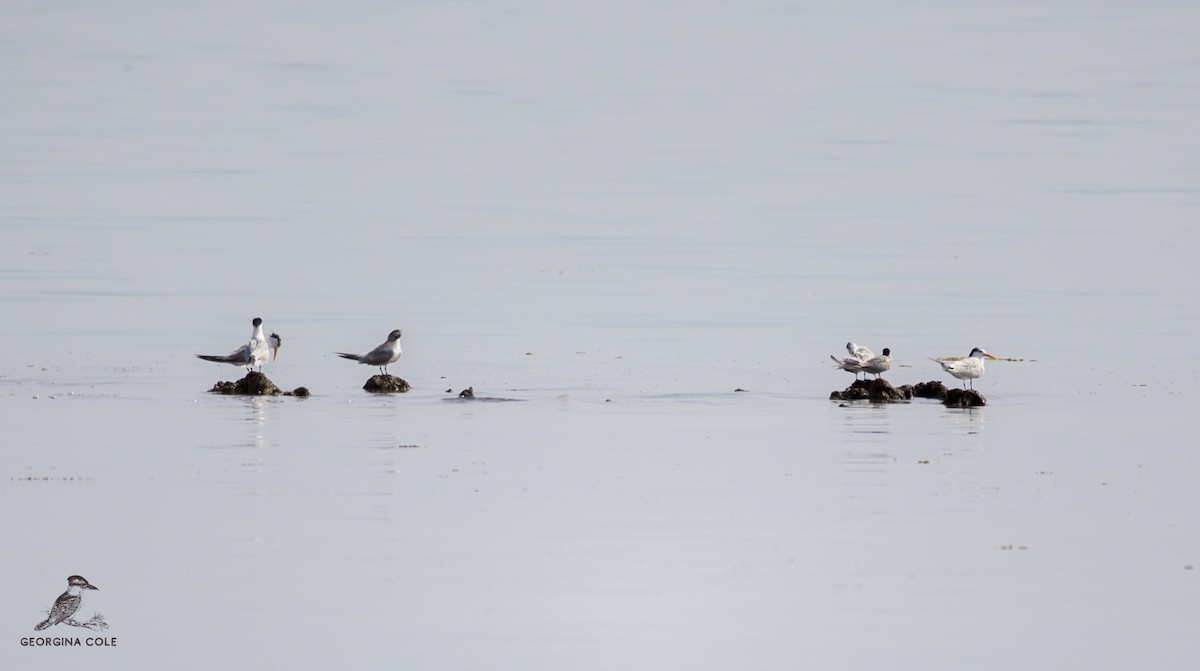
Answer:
(831, 355, 860, 369)
(198, 343, 251, 364)
(360, 343, 393, 364)
(335, 352, 363, 362)
(359, 343, 395, 365)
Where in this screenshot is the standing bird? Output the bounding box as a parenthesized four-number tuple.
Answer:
(196, 317, 280, 372)
(336, 329, 403, 375)
(34, 575, 98, 630)
(830, 354, 865, 379)
(931, 347, 999, 390)
(859, 348, 892, 380)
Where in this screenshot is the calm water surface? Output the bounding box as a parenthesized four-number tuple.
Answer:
(2, 1, 1199, 669)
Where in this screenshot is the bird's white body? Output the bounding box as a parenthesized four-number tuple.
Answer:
(932, 348, 998, 389)
(337, 329, 403, 375)
(244, 321, 270, 369)
(831, 354, 865, 377)
(847, 342, 874, 361)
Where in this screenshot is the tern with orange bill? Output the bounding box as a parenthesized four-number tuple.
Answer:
(931, 347, 998, 390)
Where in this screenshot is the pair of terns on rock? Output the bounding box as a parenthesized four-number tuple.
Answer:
(831, 342, 999, 389)
(195, 318, 403, 375)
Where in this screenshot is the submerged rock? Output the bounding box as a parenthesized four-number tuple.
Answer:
(831, 378, 988, 407)
(444, 386, 522, 402)
(944, 388, 987, 407)
(912, 380, 950, 400)
(364, 374, 411, 393)
(830, 378, 912, 403)
(910, 379, 987, 407)
(208, 371, 308, 396)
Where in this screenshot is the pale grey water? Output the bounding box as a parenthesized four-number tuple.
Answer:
(2, 1, 1199, 669)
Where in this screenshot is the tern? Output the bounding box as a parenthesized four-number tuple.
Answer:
(931, 347, 998, 390)
(196, 317, 280, 372)
(830, 354, 865, 379)
(859, 348, 891, 379)
(336, 329, 403, 375)
(831, 341, 875, 379)
(35, 575, 98, 631)
(846, 342, 874, 361)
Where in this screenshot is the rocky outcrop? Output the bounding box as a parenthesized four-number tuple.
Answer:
(208, 372, 309, 396)
(829, 378, 912, 403)
(910, 379, 987, 407)
(830, 378, 988, 407)
(944, 388, 986, 407)
(364, 375, 411, 393)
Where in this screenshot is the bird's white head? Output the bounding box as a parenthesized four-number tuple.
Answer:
(969, 347, 998, 360)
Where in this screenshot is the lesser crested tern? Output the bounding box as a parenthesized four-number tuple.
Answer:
(336, 329, 403, 375)
(931, 347, 998, 390)
(196, 317, 279, 372)
(832, 341, 875, 379)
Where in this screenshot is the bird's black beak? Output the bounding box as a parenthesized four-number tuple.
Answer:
(85, 584, 98, 590)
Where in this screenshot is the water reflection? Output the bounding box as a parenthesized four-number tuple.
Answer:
(939, 405, 985, 436)
(830, 401, 893, 437)
(243, 396, 270, 450)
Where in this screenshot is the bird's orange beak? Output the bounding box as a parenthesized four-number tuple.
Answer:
(271, 346, 279, 362)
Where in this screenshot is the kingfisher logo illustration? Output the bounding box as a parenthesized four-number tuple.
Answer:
(33, 575, 108, 632)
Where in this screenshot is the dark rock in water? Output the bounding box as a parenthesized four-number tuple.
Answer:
(291, 387, 311, 397)
(209, 371, 282, 396)
(364, 375, 410, 393)
(444, 386, 521, 402)
(909, 380, 986, 407)
(945, 388, 987, 407)
(830, 378, 912, 403)
(912, 380, 950, 400)
(831, 378, 987, 407)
